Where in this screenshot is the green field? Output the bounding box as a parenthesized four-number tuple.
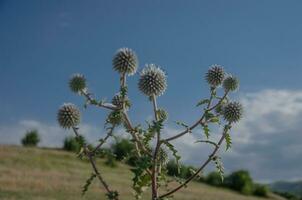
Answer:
(0, 145, 285, 200)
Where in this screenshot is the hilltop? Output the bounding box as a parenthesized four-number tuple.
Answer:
(0, 145, 286, 200)
(270, 181, 302, 198)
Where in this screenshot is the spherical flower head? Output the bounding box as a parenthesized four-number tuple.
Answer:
(111, 93, 130, 110)
(57, 103, 81, 129)
(205, 65, 225, 87)
(157, 108, 168, 122)
(138, 64, 167, 97)
(223, 102, 243, 123)
(223, 75, 239, 92)
(69, 74, 86, 94)
(113, 48, 138, 75)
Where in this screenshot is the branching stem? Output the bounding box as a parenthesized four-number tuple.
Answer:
(151, 94, 161, 199)
(159, 122, 231, 199)
(92, 125, 116, 155)
(164, 91, 228, 142)
(72, 127, 118, 200)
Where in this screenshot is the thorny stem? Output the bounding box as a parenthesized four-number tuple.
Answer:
(159, 122, 231, 199)
(92, 125, 116, 155)
(195, 140, 219, 148)
(119, 73, 152, 157)
(80, 83, 150, 157)
(72, 127, 118, 200)
(81, 90, 117, 110)
(164, 91, 229, 142)
(151, 94, 160, 199)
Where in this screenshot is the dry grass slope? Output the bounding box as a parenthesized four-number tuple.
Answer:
(0, 145, 285, 200)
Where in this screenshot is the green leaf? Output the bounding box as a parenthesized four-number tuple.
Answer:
(225, 133, 232, 151)
(175, 121, 191, 133)
(212, 156, 224, 182)
(196, 99, 210, 107)
(209, 117, 220, 123)
(204, 111, 215, 120)
(163, 141, 181, 173)
(202, 124, 210, 139)
(175, 121, 189, 128)
(106, 191, 119, 200)
(90, 99, 98, 105)
(131, 155, 152, 199)
(82, 173, 97, 196)
(120, 86, 128, 97)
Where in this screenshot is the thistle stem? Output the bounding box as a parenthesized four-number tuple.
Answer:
(72, 127, 118, 200)
(119, 73, 151, 157)
(92, 125, 115, 155)
(81, 90, 117, 110)
(159, 123, 231, 199)
(164, 91, 228, 142)
(151, 94, 161, 199)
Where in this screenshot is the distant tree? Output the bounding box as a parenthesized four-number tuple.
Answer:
(105, 151, 117, 168)
(224, 170, 254, 195)
(21, 130, 40, 147)
(63, 136, 81, 152)
(253, 184, 269, 197)
(166, 160, 179, 177)
(112, 138, 134, 161)
(206, 171, 223, 187)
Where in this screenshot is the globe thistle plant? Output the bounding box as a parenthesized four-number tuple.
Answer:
(138, 64, 167, 97)
(223, 75, 239, 92)
(58, 47, 243, 200)
(205, 65, 225, 87)
(57, 103, 81, 129)
(69, 74, 86, 94)
(113, 48, 138, 76)
(223, 101, 243, 123)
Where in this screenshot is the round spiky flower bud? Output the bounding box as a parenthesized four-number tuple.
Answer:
(223, 102, 243, 123)
(138, 64, 167, 97)
(215, 103, 225, 115)
(113, 48, 138, 75)
(106, 111, 124, 125)
(157, 108, 168, 121)
(223, 75, 239, 92)
(69, 74, 86, 94)
(57, 103, 81, 129)
(111, 93, 130, 110)
(205, 65, 225, 87)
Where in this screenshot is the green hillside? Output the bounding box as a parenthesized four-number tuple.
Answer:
(270, 181, 302, 197)
(0, 145, 286, 200)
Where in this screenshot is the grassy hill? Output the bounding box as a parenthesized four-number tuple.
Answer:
(270, 181, 302, 197)
(0, 145, 286, 200)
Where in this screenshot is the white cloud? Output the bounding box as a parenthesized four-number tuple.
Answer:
(1, 89, 302, 182)
(161, 89, 302, 181)
(0, 120, 109, 147)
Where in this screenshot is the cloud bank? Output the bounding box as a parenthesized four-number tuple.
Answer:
(164, 89, 302, 182)
(1, 89, 302, 182)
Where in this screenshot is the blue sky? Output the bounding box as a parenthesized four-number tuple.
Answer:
(1, 0, 302, 182)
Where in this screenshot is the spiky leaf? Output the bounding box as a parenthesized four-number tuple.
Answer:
(196, 99, 210, 107)
(163, 141, 181, 173)
(82, 173, 97, 196)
